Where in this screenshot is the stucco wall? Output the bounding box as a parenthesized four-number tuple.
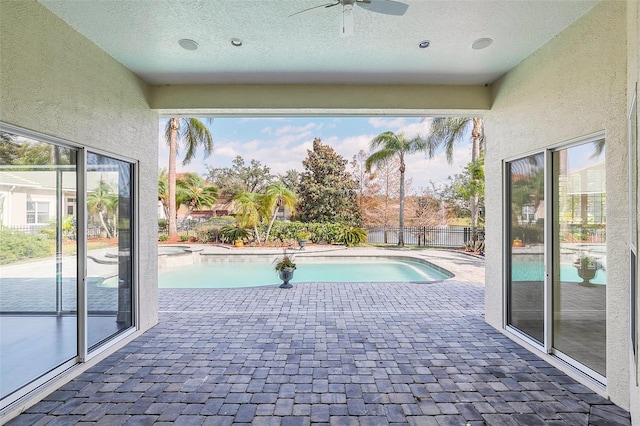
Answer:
(627, 0, 640, 422)
(485, 1, 629, 409)
(0, 0, 158, 402)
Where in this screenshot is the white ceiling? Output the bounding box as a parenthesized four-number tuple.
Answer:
(39, 0, 598, 86)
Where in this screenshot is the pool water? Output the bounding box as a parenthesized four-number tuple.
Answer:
(159, 258, 452, 289)
(512, 262, 606, 285)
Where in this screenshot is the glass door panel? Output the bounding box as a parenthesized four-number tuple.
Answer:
(552, 141, 606, 377)
(86, 153, 133, 349)
(0, 133, 77, 399)
(507, 153, 545, 343)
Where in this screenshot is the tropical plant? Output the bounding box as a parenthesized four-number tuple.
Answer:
(219, 224, 250, 243)
(176, 173, 219, 223)
(340, 226, 368, 247)
(158, 169, 170, 220)
(87, 181, 118, 238)
(365, 131, 427, 246)
(233, 190, 266, 244)
(165, 117, 214, 237)
(263, 183, 298, 243)
(425, 117, 484, 242)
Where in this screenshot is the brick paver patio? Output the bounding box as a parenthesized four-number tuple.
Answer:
(6, 249, 632, 425)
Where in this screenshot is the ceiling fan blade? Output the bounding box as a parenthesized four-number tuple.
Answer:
(289, 1, 340, 17)
(356, 0, 408, 16)
(340, 3, 354, 37)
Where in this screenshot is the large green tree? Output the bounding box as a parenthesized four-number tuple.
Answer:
(296, 138, 360, 225)
(165, 118, 214, 237)
(426, 117, 484, 241)
(365, 131, 426, 246)
(206, 155, 274, 195)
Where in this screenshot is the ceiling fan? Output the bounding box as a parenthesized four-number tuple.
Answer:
(290, 0, 409, 37)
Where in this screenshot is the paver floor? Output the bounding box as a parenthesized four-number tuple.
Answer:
(6, 250, 632, 425)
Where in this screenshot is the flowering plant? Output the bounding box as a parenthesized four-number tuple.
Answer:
(274, 252, 296, 271)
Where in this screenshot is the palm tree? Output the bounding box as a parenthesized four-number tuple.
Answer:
(426, 117, 484, 241)
(175, 173, 219, 225)
(365, 131, 426, 246)
(165, 118, 214, 237)
(233, 190, 266, 244)
(87, 181, 118, 238)
(158, 169, 169, 220)
(263, 183, 298, 243)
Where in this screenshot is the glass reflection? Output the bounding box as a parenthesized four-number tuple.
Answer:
(507, 153, 545, 343)
(86, 153, 133, 349)
(553, 141, 606, 377)
(0, 132, 77, 399)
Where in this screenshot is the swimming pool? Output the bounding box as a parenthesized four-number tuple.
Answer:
(511, 261, 606, 285)
(158, 257, 453, 289)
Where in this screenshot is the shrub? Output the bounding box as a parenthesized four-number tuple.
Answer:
(179, 234, 190, 242)
(0, 229, 53, 264)
(194, 225, 221, 243)
(220, 225, 250, 243)
(340, 226, 368, 247)
(158, 234, 168, 242)
(511, 224, 543, 244)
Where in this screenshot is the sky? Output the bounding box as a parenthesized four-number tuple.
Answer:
(157, 117, 473, 193)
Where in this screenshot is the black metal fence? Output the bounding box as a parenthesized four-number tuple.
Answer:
(3, 224, 102, 239)
(365, 226, 485, 248)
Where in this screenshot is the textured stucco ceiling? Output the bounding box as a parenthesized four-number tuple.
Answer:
(39, 0, 598, 86)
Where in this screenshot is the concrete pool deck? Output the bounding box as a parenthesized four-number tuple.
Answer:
(7, 247, 632, 425)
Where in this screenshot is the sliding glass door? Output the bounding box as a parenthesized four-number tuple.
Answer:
(506, 136, 607, 382)
(0, 127, 136, 406)
(86, 153, 134, 349)
(0, 134, 78, 399)
(506, 153, 545, 343)
(552, 141, 606, 378)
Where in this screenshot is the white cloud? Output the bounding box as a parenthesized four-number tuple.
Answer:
(368, 117, 407, 129)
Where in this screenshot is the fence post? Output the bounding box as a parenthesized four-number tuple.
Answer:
(464, 227, 470, 242)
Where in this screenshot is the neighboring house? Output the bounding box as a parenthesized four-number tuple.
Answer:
(0, 169, 116, 236)
(0, 169, 76, 229)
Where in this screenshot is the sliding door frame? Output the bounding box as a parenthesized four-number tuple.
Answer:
(504, 131, 607, 387)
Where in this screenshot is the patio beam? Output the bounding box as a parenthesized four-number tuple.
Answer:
(148, 84, 491, 116)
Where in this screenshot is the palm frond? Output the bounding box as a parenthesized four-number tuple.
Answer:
(182, 118, 214, 165)
(426, 117, 471, 164)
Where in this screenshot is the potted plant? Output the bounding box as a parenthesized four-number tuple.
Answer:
(274, 252, 296, 288)
(574, 255, 598, 286)
(512, 237, 524, 247)
(297, 230, 311, 250)
(220, 224, 250, 247)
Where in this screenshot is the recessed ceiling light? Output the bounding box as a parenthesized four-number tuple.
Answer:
(472, 38, 493, 50)
(418, 40, 430, 49)
(178, 39, 199, 50)
(231, 38, 243, 47)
